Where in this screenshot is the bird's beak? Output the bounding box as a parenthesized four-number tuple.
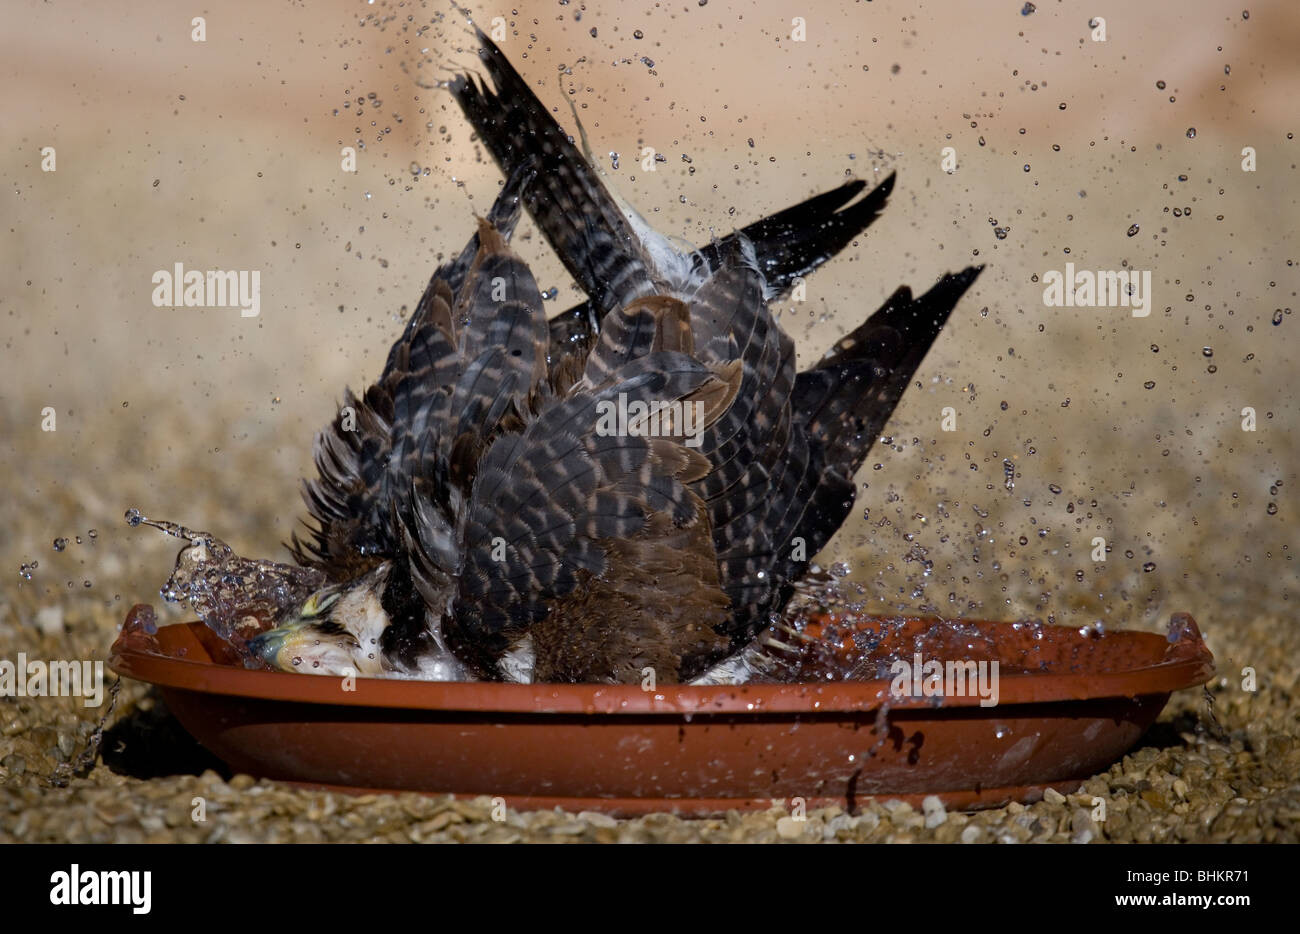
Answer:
(249, 585, 348, 669)
(248, 589, 369, 675)
(248, 618, 319, 671)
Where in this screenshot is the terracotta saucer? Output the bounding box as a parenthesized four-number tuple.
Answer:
(108, 609, 1214, 816)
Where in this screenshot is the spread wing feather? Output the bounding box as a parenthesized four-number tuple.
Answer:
(291, 173, 535, 578)
(450, 27, 655, 319)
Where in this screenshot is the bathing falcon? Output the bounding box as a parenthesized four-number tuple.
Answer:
(155, 29, 982, 685)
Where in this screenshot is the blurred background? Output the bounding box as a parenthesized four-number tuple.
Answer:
(3, 0, 1296, 651)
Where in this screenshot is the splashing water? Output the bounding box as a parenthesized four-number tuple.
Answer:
(124, 508, 326, 658)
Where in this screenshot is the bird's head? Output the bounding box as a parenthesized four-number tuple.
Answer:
(249, 563, 394, 676)
(249, 558, 470, 680)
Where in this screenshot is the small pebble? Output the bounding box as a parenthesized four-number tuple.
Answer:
(922, 795, 948, 828)
(776, 816, 805, 838)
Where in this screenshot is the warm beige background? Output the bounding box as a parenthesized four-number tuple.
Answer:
(2, 1, 1296, 650)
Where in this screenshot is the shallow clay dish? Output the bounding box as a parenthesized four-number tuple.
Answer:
(108, 609, 1214, 816)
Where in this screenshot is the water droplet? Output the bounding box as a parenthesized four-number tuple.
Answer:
(52, 537, 67, 552)
(1127, 223, 1140, 237)
(1186, 127, 1197, 139)
(1156, 80, 1166, 90)
(633, 29, 644, 39)
(1020, 2, 1036, 14)
(1143, 562, 1157, 572)
(125, 508, 144, 527)
(1272, 309, 1284, 326)
(1202, 346, 1213, 357)
(1266, 502, 1278, 516)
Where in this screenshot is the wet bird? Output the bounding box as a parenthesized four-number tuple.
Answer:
(153, 31, 981, 685)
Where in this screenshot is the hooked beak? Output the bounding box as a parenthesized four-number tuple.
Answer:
(249, 588, 360, 673)
(249, 618, 322, 670)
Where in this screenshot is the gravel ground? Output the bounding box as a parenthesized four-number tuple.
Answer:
(3, 0, 1297, 842)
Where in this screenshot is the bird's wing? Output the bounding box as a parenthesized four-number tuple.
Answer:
(432, 218, 548, 468)
(390, 160, 532, 364)
(794, 267, 984, 469)
(291, 175, 538, 579)
(694, 173, 896, 297)
(544, 300, 602, 370)
(774, 267, 984, 576)
(450, 28, 656, 320)
(664, 252, 982, 647)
